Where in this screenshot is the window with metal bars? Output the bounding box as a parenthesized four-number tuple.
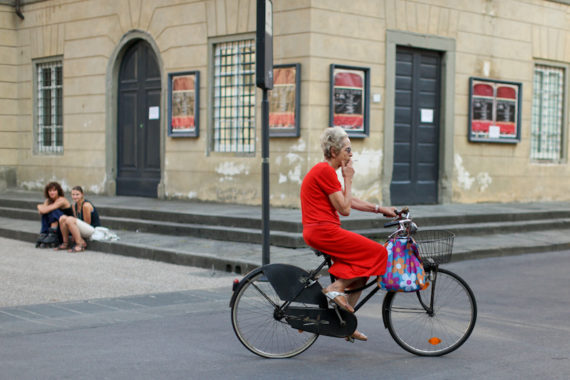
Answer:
(213, 39, 256, 153)
(531, 65, 564, 161)
(35, 59, 63, 154)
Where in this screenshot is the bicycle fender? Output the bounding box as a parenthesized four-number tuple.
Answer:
(263, 264, 326, 306)
(381, 292, 393, 329)
(229, 267, 264, 308)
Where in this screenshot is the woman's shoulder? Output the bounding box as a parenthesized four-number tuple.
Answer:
(315, 162, 337, 178)
(55, 196, 71, 208)
(311, 161, 333, 173)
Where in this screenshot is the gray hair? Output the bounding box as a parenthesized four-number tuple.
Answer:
(320, 127, 348, 159)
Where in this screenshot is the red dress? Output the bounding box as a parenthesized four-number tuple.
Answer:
(300, 162, 387, 279)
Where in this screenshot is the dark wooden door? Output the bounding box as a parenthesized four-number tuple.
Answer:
(117, 40, 161, 197)
(390, 47, 441, 205)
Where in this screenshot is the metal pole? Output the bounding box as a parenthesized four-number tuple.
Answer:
(261, 88, 270, 265)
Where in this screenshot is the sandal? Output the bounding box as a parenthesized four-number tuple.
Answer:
(54, 242, 69, 251)
(345, 330, 368, 342)
(322, 289, 354, 313)
(68, 244, 86, 253)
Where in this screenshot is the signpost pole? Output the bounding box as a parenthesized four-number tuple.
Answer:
(261, 89, 270, 265)
(256, 0, 273, 265)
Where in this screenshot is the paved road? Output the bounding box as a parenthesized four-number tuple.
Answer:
(0, 238, 569, 379)
(0, 237, 233, 307)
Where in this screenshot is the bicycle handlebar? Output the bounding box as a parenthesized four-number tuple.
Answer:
(383, 207, 410, 228)
(383, 206, 417, 238)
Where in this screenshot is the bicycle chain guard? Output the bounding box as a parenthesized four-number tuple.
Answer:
(284, 306, 357, 338)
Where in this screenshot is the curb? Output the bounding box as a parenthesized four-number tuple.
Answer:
(2, 226, 569, 275)
(0, 228, 258, 275)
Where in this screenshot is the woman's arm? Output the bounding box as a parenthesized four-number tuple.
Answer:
(328, 160, 354, 216)
(82, 202, 93, 225)
(37, 197, 67, 214)
(37, 199, 49, 214)
(351, 198, 397, 217)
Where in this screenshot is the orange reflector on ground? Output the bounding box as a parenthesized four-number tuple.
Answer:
(428, 337, 442, 345)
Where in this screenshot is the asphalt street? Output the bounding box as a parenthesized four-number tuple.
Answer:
(0, 238, 569, 379)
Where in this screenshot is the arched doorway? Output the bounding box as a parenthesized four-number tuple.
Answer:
(116, 39, 161, 197)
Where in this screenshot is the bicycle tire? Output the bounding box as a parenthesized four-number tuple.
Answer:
(231, 271, 319, 358)
(383, 268, 477, 356)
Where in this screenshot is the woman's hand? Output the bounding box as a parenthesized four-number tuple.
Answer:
(330, 159, 355, 217)
(341, 158, 355, 181)
(381, 207, 398, 218)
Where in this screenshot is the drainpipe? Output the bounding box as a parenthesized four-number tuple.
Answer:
(15, 0, 25, 20)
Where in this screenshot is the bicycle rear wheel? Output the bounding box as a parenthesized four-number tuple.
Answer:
(231, 271, 318, 358)
(383, 268, 477, 356)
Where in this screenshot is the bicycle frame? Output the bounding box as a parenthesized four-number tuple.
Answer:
(230, 208, 476, 358)
(231, 207, 439, 334)
(327, 258, 439, 316)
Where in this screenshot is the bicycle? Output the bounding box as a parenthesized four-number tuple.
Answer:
(230, 208, 477, 358)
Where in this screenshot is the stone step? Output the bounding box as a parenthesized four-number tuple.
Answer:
(0, 198, 299, 232)
(0, 206, 302, 247)
(3, 203, 570, 248)
(2, 215, 570, 275)
(5, 197, 570, 230)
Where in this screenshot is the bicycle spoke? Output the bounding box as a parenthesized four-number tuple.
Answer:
(231, 272, 318, 358)
(385, 269, 477, 356)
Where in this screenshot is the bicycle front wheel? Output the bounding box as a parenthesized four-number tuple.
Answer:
(231, 272, 318, 359)
(384, 268, 477, 356)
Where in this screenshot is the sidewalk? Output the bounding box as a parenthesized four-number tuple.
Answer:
(1, 189, 570, 273)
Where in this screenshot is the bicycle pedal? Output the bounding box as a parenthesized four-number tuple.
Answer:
(307, 279, 319, 287)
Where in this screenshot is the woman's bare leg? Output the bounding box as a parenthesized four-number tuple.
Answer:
(325, 277, 353, 294)
(325, 277, 369, 340)
(67, 218, 86, 247)
(346, 277, 367, 308)
(59, 216, 69, 244)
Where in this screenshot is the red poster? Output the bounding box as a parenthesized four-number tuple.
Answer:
(171, 75, 196, 131)
(269, 67, 296, 128)
(469, 78, 520, 142)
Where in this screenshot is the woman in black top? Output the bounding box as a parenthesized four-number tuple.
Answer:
(36, 182, 72, 247)
(58, 186, 100, 252)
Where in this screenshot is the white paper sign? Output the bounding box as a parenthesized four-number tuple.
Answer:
(421, 108, 433, 123)
(489, 125, 500, 139)
(149, 106, 160, 120)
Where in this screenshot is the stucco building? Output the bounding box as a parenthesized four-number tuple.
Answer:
(0, 0, 569, 207)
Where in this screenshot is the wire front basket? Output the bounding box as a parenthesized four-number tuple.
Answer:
(413, 230, 455, 265)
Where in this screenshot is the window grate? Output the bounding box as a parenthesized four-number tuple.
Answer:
(531, 65, 564, 161)
(213, 39, 256, 153)
(37, 60, 63, 154)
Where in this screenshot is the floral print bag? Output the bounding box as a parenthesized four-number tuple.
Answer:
(379, 237, 428, 292)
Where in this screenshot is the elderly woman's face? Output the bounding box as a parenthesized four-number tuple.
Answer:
(338, 138, 352, 164)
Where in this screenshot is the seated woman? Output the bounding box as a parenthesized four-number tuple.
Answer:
(300, 127, 397, 342)
(36, 182, 72, 248)
(58, 186, 101, 252)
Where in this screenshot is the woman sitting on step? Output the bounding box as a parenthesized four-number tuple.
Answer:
(36, 182, 73, 248)
(57, 186, 100, 253)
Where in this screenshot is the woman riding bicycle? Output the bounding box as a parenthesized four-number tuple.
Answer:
(300, 127, 397, 342)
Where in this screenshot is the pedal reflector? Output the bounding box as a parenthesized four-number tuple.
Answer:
(428, 337, 442, 345)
